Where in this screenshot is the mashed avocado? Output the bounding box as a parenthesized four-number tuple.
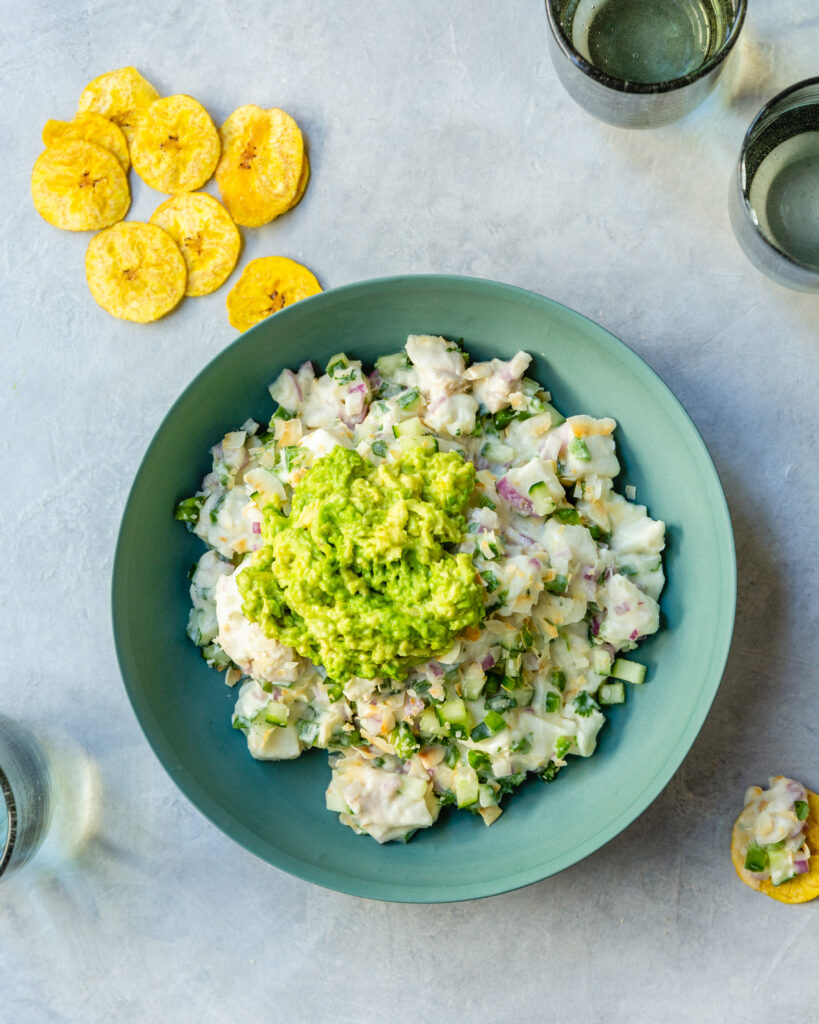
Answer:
(237, 445, 485, 681)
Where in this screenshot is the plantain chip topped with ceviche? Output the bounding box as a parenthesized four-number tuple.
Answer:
(732, 777, 819, 903)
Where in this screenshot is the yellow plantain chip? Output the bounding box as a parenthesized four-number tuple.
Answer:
(150, 192, 241, 297)
(732, 789, 819, 903)
(226, 256, 321, 331)
(215, 105, 304, 227)
(31, 140, 130, 231)
(287, 153, 310, 211)
(85, 222, 186, 323)
(131, 95, 220, 194)
(76, 66, 159, 145)
(43, 113, 130, 174)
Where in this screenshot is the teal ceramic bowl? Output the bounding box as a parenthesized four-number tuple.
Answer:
(112, 275, 735, 902)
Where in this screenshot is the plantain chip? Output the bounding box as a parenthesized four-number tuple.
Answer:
(85, 222, 186, 323)
(226, 256, 321, 331)
(43, 113, 130, 174)
(732, 789, 819, 904)
(215, 105, 304, 227)
(31, 140, 130, 231)
(131, 94, 220, 194)
(76, 66, 159, 145)
(288, 152, 310, 211)
(150, 192, 240, 297)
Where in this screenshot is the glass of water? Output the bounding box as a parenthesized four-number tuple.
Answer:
(0, 716, 53, 879)
(545, 0, 746, 128)
(729, 78, 819, 292)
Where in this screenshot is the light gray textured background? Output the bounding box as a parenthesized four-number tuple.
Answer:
(2, 2, 818, 1022)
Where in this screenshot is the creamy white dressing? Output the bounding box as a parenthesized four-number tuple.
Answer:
(180, 335, 666, 843)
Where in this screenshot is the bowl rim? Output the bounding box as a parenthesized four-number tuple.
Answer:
(112, 273, 737, 903)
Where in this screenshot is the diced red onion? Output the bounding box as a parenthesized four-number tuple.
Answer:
(530, 558, 541, 569)
(614, 602, 631, 614)
(629, 629, 639, 641)
(252, 521, 261, 534)
(429, 662, 443, 677)
(481, 653, 495, 671)
(591, 618, 600, 637)
(497, 476, 534, 514)
(283, 369, 302, 402)
(794, 858, 809, 874)
(369, 370, 382, 390)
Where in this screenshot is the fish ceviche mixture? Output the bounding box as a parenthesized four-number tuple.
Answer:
(734, 777, 813, 886)
(175, 335, 666, 843)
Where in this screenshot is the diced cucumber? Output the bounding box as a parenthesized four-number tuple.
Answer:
(392, 416, 426, 438)
(391, 434, 439, 454)
(396, 387, 422, 412)
(610, 659, 647, 685)
(455, 769, 479, 809)
(400, 776, 428, 800)
(541, 401, 565, 428)
(500, 624, 532, 653)
(263, 703, 289, 726)
(326, 353, 350, 377)
(375, 352, 411, 380)
(744, 845, 767, 873)
(598, 682, 626, 706)
(461, 665, 486, 700)
(297, 720, 320, 746)
(485, 693, 516, 713)
(418, 706, 446, 739)
(768, 847, 793, 885)
(436, 698, 469, 737)
(591, 649, 613, 676)
(470, 709, 506, 741)
(481, 440, 515, 463)
(478, 784, 497, 808)
(528, 480, 556, 516)
(504, 653, 522, 677)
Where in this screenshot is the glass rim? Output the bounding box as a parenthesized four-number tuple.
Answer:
(0, 762, 16, 878)
(545, 0, 747, 95)
(736, 75, 819, 278)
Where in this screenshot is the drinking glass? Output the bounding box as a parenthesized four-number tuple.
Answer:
(729, 78, 819, 292)
(545, 0, 746, 128)
(0, 716, 53, 879)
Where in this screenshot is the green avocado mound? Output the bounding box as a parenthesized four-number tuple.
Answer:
(237, 444, 485, 681)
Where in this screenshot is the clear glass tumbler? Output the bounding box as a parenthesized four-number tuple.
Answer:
(0, 716, 53, 878)
(729, 77, 819, 292)
(545, 0, 746, 128)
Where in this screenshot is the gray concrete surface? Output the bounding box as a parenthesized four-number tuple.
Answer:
(1, 2, 818, 1022)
